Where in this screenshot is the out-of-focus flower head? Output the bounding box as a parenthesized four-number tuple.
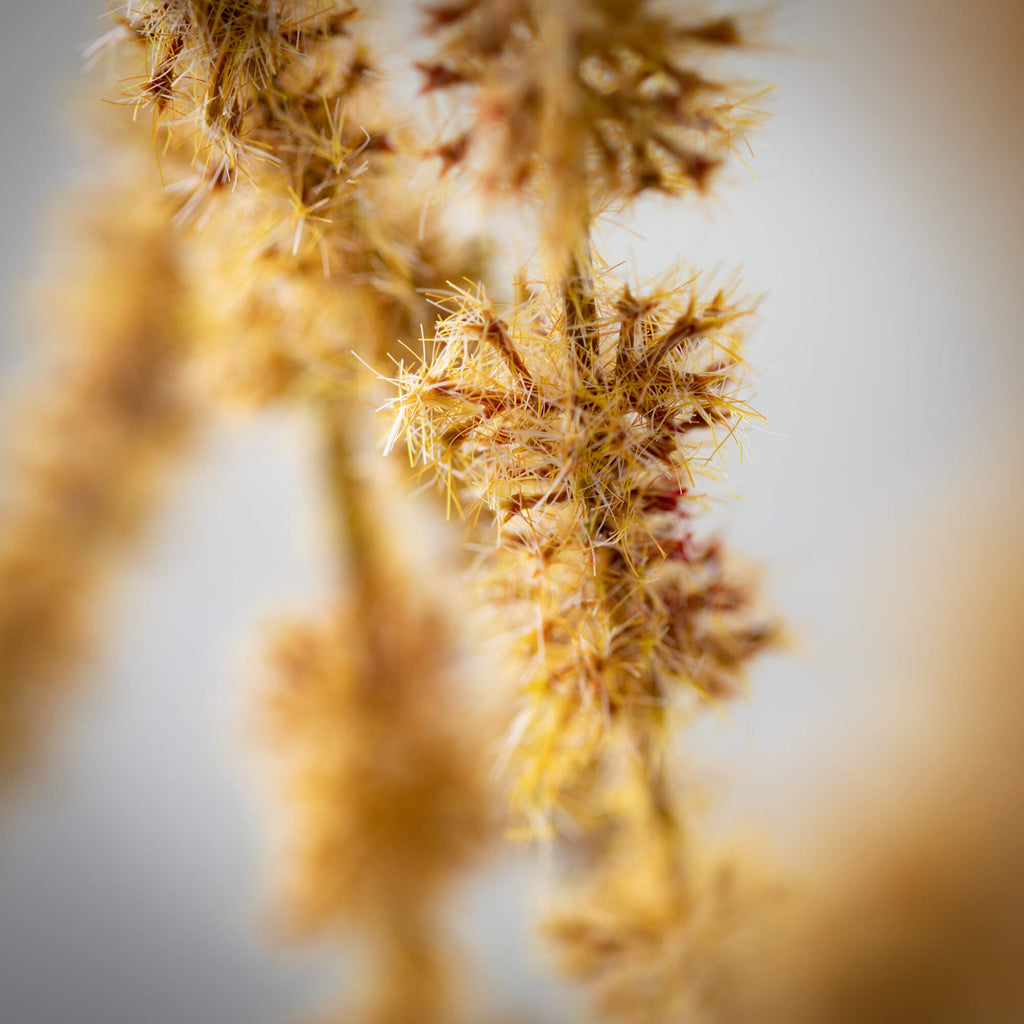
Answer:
(261, 597, 493, 935)
(0, 166, 195, 782)
(544, 753, 773, 1023)
(419, 0, 766, 246)
(96, 3, 489, 408)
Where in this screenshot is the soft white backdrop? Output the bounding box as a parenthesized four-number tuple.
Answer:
(0, 2, 1021, 1022)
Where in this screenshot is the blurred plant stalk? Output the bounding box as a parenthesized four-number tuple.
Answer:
(1, 2, 785, 1022)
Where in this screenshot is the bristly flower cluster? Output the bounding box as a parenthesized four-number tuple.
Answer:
(102, 0, 486, 407)
(103, 1, 367, 178)
(389, 270, 776, 818)
(419, 0, 764, 244)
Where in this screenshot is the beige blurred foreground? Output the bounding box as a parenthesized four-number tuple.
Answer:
(724, 498, 1024, 1023)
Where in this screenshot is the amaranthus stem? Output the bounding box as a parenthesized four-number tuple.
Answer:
(564, 238, 602, 386)
(321, 399, 384, 619)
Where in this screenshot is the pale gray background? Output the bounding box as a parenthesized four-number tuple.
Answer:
(0, 1, 1021, 1022)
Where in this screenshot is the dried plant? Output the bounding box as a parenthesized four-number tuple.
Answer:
(2, 1, 785, 1021)
(387, 2, 778, 1016)
(389, 272, 775, 820)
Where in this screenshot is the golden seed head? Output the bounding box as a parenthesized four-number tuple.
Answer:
(392, 270, 758, 552)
